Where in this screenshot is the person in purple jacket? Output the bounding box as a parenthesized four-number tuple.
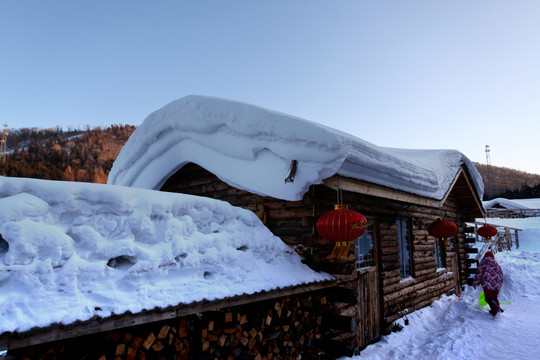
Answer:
(473, 251, 504, 316)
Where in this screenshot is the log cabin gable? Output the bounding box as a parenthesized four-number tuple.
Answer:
(444, 166, 485, 219)
(322, 164, 484, 220)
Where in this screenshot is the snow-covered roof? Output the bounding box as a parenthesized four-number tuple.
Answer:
(483, 198, 540, 210)
(0, 176, 332, 334)
(108, 95, 484, 202)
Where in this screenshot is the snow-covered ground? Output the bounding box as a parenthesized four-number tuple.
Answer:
(343, 217, 540, 360)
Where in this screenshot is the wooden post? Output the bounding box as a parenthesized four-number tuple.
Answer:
(504, 228, 511, 251)
(451, 254, 461, 296)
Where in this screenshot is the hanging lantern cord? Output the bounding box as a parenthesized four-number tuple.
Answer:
(336, 177, 343, 206)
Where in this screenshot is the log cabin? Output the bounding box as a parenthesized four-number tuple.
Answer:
(0, 95, 485, 359)
(107, 95, 485, 352)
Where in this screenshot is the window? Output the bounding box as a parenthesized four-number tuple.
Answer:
(397, 219, 413, 278)
(435, 239, 446, 269)
(356, 223, 375, 270)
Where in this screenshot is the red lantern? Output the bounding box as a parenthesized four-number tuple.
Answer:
(428, 218, 457, 247)
(316, 205, 367, 259)
(477, 224, 498, 240)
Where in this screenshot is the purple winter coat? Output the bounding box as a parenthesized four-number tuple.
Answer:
(473, 252, 503, 291)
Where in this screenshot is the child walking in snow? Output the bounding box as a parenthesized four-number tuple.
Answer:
(473, 251, 504, 316)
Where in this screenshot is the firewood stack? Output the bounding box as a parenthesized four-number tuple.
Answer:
(7, 290, 354, 360)
(195, 295, 330, 359)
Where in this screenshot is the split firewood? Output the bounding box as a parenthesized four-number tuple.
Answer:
(142, 332, 156, 350)
(158, 325, 170, 339)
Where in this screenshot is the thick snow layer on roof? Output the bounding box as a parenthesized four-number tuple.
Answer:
(0, 176, 332, 334)
(107, 95, 484, 201)
(483, 198, 540, 210)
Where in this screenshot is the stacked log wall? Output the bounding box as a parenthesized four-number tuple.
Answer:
(160, 164, 477, 338)
(300, 183, 473, 328)
(7, 290, 354, 360)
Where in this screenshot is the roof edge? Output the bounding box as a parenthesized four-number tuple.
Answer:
(323, 175, 443, 207)
(324, 165, 485, 218)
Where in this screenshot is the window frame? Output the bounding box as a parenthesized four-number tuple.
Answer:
(355, 223, 376, 271)
(435, 239, 447, 270)
(396, 218, 413, 279)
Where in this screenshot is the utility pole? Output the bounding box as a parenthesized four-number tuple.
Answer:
(0, 123, 8, 176)
(1, 123, 7, 164)
(485, 145, 493, 199)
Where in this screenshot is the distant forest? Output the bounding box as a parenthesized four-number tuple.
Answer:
(1, 125, 136, 183)
(473, 163, 540, 200)
(1, 125, 539, 199)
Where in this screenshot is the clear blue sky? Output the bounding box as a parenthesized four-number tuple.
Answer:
(1, 1, 539, 175)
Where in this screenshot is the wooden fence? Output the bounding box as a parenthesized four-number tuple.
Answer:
(485, 208, 540, 218)
(470, 222, 522, 261)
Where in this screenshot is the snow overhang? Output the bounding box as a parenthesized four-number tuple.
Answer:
(108, 95, 485, 203)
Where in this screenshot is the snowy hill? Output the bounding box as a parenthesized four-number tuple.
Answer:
(0, 176, 333, 335)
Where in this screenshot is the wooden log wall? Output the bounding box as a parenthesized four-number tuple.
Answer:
(160, 163, 477, 342)
(161, 163, 317, 251)
(312, 182, 476, 327)
(7, 290, 357, 360)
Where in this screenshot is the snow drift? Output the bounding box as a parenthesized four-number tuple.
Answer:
(0, 176, 332, 334)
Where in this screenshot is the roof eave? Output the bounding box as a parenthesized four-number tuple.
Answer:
(323, 165, 485, 219)
(0, 279, 338, 352)
(323, 175, 443, 208)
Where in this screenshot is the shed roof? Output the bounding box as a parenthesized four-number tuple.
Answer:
(0, 176, 333, 349)
(483, 197, 540, 210)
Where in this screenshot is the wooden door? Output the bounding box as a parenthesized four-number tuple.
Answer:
(356, 266, 381, 349)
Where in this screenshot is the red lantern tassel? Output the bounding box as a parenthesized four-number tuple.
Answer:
(328, 241, 350, 259)
(438, 237, 449, 247)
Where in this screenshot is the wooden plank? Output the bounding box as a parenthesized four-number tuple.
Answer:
(451, 254, 462, 296)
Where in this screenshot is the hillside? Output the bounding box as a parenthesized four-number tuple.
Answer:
(473, 162, 540, 200)
(2, 126, 539, 200)
(1, 125, 136, 183)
